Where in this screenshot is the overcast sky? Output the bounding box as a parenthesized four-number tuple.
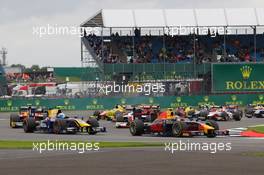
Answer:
(0, 0, 264, 67)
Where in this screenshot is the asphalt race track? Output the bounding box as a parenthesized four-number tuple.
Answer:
(0, 148, 264, 175)
(1, 111, 264, 141)
(0, 111, 264, 175)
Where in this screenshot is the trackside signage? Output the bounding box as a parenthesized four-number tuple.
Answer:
(212, 63, 264, 92)
(0, 94, 263, 112)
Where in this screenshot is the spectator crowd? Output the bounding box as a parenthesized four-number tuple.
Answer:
(5, 72, 55, 83)
(86, 32, 264, 64)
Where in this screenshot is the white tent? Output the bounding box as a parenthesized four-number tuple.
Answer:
(165, 9, 196, 27)
(81, 8, 264, 28)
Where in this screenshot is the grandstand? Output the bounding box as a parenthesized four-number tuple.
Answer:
(79, 8, 264, 95)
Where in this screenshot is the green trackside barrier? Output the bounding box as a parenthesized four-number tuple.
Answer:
(0, 94, 264, 112)
(54, 67, 103, 81)
(103, 63, 211, 75)
(54, 63, 211, 81)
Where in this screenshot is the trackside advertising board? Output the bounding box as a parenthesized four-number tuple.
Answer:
(212, 63, 264, 93)
(1, 94, 264, 112)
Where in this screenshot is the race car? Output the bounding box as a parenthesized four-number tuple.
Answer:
(193, 105, 210, 120)
(245, 104, 264, 118)
(99, 105, 126, 120)
(252, 106, 264, 118)
(10, 106, 46, 128)
(174, 106, 196, 118)
(129, 117, 226, 138)
(23, 108, 106, 135)
(114, 105, 135, 128)
(197, 105, 242, 121)
(245, 104, 256, 118)
(115, 105, 160, 128)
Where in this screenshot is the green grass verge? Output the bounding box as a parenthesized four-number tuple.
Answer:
(0, 140, 163, 149)
(247, 125, 264, 134)
(242, 152, 264, 157)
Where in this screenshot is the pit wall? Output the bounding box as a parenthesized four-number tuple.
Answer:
(0, 94, 264, 112)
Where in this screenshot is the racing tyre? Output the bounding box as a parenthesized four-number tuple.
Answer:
(116, 116, 125, 122)
(205, 120, 219, 138)
(100, 127, 106, 132)
(255, 111, 264, 118)
(246, 115, 253, 118)
(260, 111, 264, 118)
(93, 111, 101, 120)
(53, 119, 67, 134)
(87, 126, 96, 135)
(172, 121, 187, 137)
(66, 120, 78, 134)
(115, 111, 124, 122)
(10, 114, 20, 128)
(206, 129, 217, 138)
(245, 108, 253, 118)
(221, 112, 229, 121)
(23, 118, 36, 133)
(130, 119, 144, 136)
(233, 111, 242, 121)
(205, 120, 219, 130)
(199, 110, 209, 120)
(86, 118, 100, 135)
(87, 118, 100, 127)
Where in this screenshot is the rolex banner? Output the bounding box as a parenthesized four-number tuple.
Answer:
(212, 63, 264, 92)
